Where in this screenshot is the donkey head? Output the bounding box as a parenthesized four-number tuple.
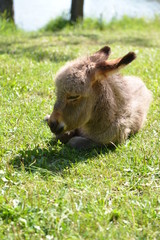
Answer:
(46, 46, 136, 135)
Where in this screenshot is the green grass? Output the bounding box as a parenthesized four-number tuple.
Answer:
(0, 17, 160, 239)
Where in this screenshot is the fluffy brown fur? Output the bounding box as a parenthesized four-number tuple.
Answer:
(45, 46, 152, 149)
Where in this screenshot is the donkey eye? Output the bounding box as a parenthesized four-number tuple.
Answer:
(67, 95, 80, 101)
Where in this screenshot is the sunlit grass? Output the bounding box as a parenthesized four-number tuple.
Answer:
(0, 17, 160, 239)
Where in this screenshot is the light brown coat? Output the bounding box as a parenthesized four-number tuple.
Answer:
(45, 47, 152, 149)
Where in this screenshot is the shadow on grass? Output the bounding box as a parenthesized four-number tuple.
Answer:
(0, 40, 77, 62)
(10, 138, 115, 175)
(107, 36, 155, 48)
(0, 32, 159, 63)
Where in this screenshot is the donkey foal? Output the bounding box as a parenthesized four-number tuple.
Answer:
(45, 46, 152, 150)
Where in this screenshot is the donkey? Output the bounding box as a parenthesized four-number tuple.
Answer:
(45, 46, 152, 150)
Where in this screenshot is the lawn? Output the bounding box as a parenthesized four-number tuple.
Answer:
(0, 17, 160, 239)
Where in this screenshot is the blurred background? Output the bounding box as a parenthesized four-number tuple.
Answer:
(0, 0, 160, 31)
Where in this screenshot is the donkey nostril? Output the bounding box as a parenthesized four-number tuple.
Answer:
(49, 120, 58, 132)
(49, 121, 65, 135)
(55, 123, 64, 135)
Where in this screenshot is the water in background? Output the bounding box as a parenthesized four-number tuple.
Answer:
(14, 0, 160, 31)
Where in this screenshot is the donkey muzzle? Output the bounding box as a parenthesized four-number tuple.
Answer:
(49, 120, 65, 135)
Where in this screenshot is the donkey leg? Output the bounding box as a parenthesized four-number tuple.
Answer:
(67, 136, 99, 150)
(56, 129, 81, 144)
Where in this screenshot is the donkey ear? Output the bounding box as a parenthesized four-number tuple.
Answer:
(90, 52, 136, 84)
(96, 52, 136, 74)
(89, 46, 111, 63)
